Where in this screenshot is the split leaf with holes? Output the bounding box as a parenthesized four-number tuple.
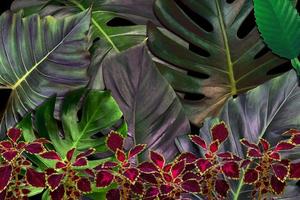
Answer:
(17, 88, 125, 163)
(176, 70, 300, 199)
(147, 0, 291, 126)
(253, 0, 300, 78)
(0, 10, 91, 136)
(103, 45, 190, 161)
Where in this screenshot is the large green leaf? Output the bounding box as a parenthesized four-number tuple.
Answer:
(0, 10, 91, 136)
(18, 88, 125, 159)
(103, 45, 191, 161)
(176, 70, 300, 199)
(147, 0, 290, 126)
(253, 0, 300, 60)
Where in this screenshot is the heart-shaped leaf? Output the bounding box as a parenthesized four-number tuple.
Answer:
(0, 10, 91, 136)
(176, 70, 300, 199)
(147, 0, 291, 126)
(103, 45, 190, 161)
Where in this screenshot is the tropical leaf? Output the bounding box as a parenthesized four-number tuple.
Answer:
(18, 88, 125, 160)
(253, 0, 300, 60)
(102, 45, 191, 161)
(147, 0, 291, 126)
(176, 70, 300, 199)
(11, 0, 158, 52)
(0, 10, 91, 136)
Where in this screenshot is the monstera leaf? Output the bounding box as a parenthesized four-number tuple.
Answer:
(18, 88, 125, 160)
(102, 45, 191, 161)
(176, 70, 300, 199)
(147, 0, 291, 126)
(11, 0, 158, 52)
(0, 10, 91, 137)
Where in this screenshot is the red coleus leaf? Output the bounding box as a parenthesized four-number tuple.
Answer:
(140, 173, 158, 184)
(0, 140, 13, 149)
(77, 177, 92, 193)
(196, 158, 213, 174)
(131, 182, 144, 195)
(75, 148, 95, 160)
(55, 162, 67, 169)
(291, 135, 300, 145)
(163, 164, 172, 173)
(128, 144, 146, 159)
(0, 165, 12, 192)
(189, 135, 207, 149)
(247, 148, 262, 158)
(240, 138, 259, 149)
(244, 169, 259, 184)
(33, 138, 50, 144)
(283, 129, 300, 135)
(215, 179, 229, 197)
(106, 131, 124, 152)
(47, 173, 64, 191)
(272, 163, 289, 182)
(16, 141, 26, 149)
(50, 185, 65, 200)
(241, 159, 251, 168)
(72, 157, 88, 167)
(2, 150, 18, 162)
(26, 168, 46, 187)
(181, 179, 200, 193)
(40, 151, 61, 161)
(163, 173, 172, 182)
(269, 152, 281, 160)
(217, 152, 233, 158)
(211, 122, 229, 143)
(7, 128, 21, 143)
(270, 175, 286, 195)
(259, 138, 270, 151)
(150, 151, 165, 169)
(182, 172, 199, 181)
(275, 142, 295, 151)
(116, 149, 126, 163)
(176, 152, 197, 163)
(221, 161, 240, 179)
(66, 148, 75, 161)
(96, 171, 114, 187)
(106, 189, 121, 200)
(25, 142, 45, 154)
(209, 140, 219, 153)
(160, 184, 174, 195)
(95, 161, 118, 170)
(123, 168, 139, 183)
(138, 162, 158, 173)
(171, 160, 185, 179)
(145, 186, 159, 198)
(290, 162, 300, 179)
(0, 190, 6, 200)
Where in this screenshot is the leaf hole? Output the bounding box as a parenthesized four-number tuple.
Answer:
(0, 89, 11, 118)
(184, 92, 206, 101)
(174, 0, 213, 32)
(189, 43, 211, 57)
(254, 46, 270, 59)
(237, 9, 255, 39)
(297, 1, 300, 13)
(187, 70, 210, 79)
(226, 0, 236, 3)
(266, 62, 292, 76)
(106, 17, 136, 27)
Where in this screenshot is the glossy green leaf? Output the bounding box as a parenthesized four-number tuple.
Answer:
(176, 70, 300, 199)
(18, 88, 125, 160)
(0, 10, 91, 136)
(147, 0, 289, 126)
(103, 45, 190, 161)
(253, 0, 300, 59)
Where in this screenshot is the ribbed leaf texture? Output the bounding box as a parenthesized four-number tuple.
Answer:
(0, 10, 91, 136)
(254, 0, 300, 59)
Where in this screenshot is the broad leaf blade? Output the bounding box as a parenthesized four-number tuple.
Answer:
(0, 10, 91, 136)
(177, 70, 300, 199)
(147, 0, 290, 126)
(253, 0, 300, 59)
(103, 45, 191, 161)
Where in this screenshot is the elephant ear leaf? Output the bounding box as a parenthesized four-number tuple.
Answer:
(0, 10, 91, 136)
(147, 0, 290, 126)
(177, 70, 300, 199)
(103, 45, 191, 161)
(253, 0, 300, 60)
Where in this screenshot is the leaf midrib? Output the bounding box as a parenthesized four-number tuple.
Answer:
(69, 0, 120, 53)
